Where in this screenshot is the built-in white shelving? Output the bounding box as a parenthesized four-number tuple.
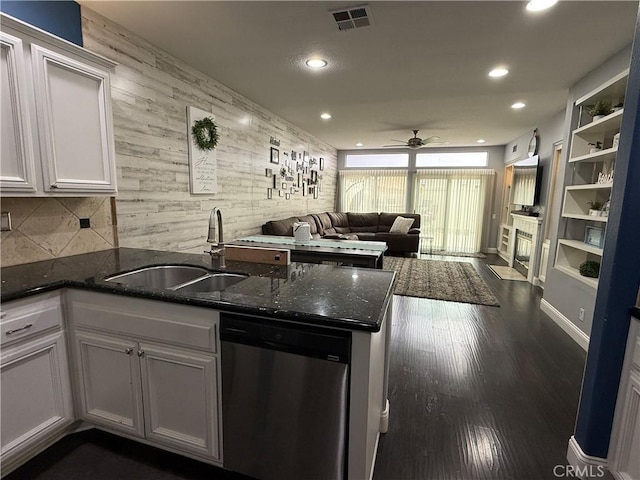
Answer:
(554, 69, 627, 288)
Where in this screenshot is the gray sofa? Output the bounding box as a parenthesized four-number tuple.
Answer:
(262, 212, 421, 255)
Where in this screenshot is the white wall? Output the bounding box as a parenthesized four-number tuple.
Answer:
(81, 7, 338, 254)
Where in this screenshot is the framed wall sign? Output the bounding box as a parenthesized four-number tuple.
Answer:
(187, 106, 218, 194)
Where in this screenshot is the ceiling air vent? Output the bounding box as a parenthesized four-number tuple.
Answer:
(330, 5, 373, 31)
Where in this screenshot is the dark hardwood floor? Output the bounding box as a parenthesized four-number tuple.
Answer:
(6, 254, 586, 480)
(374, 254, 586, 480)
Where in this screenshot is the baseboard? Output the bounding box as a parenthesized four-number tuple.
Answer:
(485, 247, 498, 254)
(540, 299, 590, 351)
(567, 436, 608, 479)
(380, 399, 389, 433)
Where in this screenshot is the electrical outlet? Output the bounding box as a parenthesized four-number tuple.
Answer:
(579, 308, 585, 322)
(1, 212, 12, 231)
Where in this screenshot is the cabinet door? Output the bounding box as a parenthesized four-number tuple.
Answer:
(0, 32, 37, 193)
(31, 45, 116, 193)
(1, 331, 73, 458)
(140, 343, 220, 460)
(75, 332, 144, 437)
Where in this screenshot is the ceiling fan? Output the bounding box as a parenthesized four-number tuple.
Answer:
(383, 130, 441, 149)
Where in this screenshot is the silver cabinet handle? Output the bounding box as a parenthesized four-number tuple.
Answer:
(137, 350, 144, 357)
(125, 348, 133, 355)
(6, 324, 33, 335)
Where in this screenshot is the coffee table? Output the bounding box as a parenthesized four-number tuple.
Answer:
(228, 235, 388, 269)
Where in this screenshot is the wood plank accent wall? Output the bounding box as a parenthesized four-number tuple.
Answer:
(81, 8, 337, 254)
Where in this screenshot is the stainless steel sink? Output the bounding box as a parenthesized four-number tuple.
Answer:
(174, 274, 248, 293)
(104, 265, 210, 289)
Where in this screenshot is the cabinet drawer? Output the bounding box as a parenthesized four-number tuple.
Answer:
(68, 291, 218, 353)
(1, 294, 63, 346)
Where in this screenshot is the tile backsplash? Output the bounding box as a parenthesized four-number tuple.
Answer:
(0, 197, 116, 267)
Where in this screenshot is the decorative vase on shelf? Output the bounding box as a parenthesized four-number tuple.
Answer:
(593, 115, 605, 121)
(588, 209, 601, 216)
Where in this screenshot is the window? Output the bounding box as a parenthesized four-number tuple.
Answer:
(344, 153, 409, 168)
(416, 152, 488, 168)
(339, 170, 407, 212)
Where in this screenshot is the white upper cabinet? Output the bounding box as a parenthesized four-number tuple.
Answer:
(0, 32, 37, 192)
(0, 14, 117, 196)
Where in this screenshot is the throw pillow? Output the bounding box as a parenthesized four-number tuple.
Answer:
(389, 216, 414, 234)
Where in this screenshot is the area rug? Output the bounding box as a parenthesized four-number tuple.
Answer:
(382, 257, 499, 306)
(488, 265, 527, 282)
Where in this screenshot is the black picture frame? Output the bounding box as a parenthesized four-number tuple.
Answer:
(267, 188, 272, 199)
(270, 147, 279, 164)
(272, 174, 278, 188)
(303, 151, 309, 163)
(319, 157, 324, 171)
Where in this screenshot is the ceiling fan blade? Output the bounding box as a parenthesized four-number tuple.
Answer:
(389, 139, 408, 143)
(382, 144, 408, 148)
(423, 135, 441, 143)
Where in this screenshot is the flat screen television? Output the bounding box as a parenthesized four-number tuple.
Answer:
(511, 155, 542, 207)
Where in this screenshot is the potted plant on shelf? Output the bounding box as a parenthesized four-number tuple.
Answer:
(587, 200, 603, 216)
(587, 100, 612, 121)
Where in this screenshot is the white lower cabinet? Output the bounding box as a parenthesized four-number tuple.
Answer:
(75, 331, 144, 437)
(0, 293, 73, 474)
(68, 290, 221, 462)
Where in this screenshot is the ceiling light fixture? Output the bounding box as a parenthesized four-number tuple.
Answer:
(320, 113, 332, 120)
(511, 102, 526, 109)
(356, 142, 363, 147)
(488, 67, 509, 78)
(476, 139, 486, 144)
(526, 0, 558, 12)
(306, 58, 328, 69)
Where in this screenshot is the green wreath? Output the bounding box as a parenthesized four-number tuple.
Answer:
(191, 117, 219, 151)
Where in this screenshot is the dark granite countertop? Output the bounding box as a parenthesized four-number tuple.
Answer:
(1, 248, 396, 332)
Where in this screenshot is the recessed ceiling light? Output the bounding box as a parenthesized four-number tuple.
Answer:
(511, 102, 526, 109)
(306, 58, 327, 69)
(488, 67, 509, 78)
(320, 113, 332, 120)
(476, 139, 486, 144)
(526, 0, 558, 12)
(356, 142, 363, 147)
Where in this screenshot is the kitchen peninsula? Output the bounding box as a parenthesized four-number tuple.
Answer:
(0, 248, 395, 480)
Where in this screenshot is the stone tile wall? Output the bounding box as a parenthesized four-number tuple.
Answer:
(0, 197, 116, 266)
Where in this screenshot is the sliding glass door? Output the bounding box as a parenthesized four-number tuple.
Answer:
(412, 169, 493, 254)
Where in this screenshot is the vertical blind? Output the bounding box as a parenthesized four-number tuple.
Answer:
(339, 170, 407, 212)
(338, 168, 494, 254)
(413, 169, 494, 254)
(512, 168, 537, 205)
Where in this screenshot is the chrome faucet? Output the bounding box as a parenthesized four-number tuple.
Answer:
(205, 207, 225, 268)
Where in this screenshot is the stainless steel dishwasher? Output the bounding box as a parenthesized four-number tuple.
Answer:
(220, 313, 350, 480)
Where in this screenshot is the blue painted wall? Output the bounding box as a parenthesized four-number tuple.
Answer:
(0, 1, 82, 46)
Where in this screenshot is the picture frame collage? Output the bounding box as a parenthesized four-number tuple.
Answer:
(265, 144, 324, 200)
